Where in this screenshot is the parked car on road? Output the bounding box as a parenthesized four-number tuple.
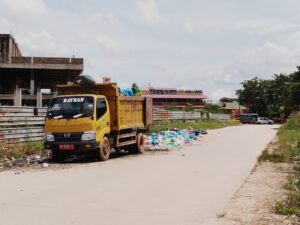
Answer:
(257, 117, 274, 124)
(239, 113, 258, 124)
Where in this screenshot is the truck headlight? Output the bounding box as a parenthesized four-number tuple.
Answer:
(45, 133, 54, 142)
(81, 131, 96, 141)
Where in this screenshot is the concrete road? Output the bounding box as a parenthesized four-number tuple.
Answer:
(0, 125, 278, 225)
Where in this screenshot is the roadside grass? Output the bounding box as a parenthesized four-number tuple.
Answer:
(258, 150, 286, 163)
(149, 119, 239, 133)
(0, 141, 45, 160)
(258, 114, 300, 163)
(260, 113, 300, 217)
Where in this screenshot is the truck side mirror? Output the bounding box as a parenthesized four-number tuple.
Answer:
(33, 107, 38, 116)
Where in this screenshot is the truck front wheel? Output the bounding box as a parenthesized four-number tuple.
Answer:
(98, 137, 111, 161)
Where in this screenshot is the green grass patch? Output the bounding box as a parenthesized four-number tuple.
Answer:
(275, 201, 300, 217)
(258, 150, 286, 163)
(0, 141, 45, 160)
(277, 115, 300, 161)
(259, 113, 300, 163)
(283, 176, 300, 191)
(149, 119, 239, 134)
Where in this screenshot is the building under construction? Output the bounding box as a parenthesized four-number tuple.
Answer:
(0, 34, 84, 107)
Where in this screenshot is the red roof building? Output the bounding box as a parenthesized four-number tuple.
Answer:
(142, 87, 208, 109)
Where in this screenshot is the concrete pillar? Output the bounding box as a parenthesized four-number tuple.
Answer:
(8, 37, 12, 63)
(30, 70, 35, 95)
(53, 88, 58, 97)
(36, 87, 42, 107)
(14, 87, 22, 106)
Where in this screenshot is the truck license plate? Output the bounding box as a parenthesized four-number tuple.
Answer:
(59, 144, 74, 150)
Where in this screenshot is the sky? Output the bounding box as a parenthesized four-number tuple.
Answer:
(1, 0, 300, 101)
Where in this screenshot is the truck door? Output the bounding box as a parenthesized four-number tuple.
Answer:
(96, 98, 110, 142)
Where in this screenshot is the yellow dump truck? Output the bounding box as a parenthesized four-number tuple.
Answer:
(44, 83, 152, 162)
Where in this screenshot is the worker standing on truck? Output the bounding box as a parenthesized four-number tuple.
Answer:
(132, 83, 141, 96)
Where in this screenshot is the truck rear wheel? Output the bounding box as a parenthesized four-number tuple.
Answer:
(98, 137, 111, 161)
(130, 133, 145, 154)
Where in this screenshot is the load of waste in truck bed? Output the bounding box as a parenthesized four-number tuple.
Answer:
(145, 129, 207, 151)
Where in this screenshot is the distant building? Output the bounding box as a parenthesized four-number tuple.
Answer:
(142, 87, 208, 109)
(219, 97, 247, 117)
(0, 34, 84, 106)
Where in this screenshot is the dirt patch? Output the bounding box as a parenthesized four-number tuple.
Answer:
(218, 162, 298, 225)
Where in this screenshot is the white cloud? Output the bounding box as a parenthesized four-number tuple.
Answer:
(240, 42, 289, 65)
(95, 34, 120, 53)
(182, 17, 291, 36)
(183, 22, 195, 32)
(0, 0, 46, 16)
(137, 0, 162, 24)
(233, 41, 296, 78)
(17, 30, 69, 56)
(210, 89, 236, 102)
(0, 18, 11, 32)
(231, 19, 289, 35)
(86, 13, 119, 26)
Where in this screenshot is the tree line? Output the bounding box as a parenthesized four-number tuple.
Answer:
(236, 66, 300, 118)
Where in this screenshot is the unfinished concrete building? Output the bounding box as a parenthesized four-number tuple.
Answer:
(0, 34, 84, 107)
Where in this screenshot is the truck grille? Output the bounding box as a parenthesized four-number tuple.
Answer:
(53, 132, 83, 142)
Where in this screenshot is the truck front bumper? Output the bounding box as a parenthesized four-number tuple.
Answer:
(45, 141, 99, 153)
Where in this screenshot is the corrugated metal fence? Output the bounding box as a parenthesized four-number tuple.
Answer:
(0, 107, 47, 144)
(153, 110, 230, 122)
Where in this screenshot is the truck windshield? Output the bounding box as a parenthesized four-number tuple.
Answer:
(47, 96, 94, 119)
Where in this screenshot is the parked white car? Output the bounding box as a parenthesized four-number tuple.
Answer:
(257, 117, 274, 124)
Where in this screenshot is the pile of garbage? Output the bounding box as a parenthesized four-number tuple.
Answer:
(121, 83, 142, 96)
(145, 129, 207, 151)
(0, 153, 51, 170)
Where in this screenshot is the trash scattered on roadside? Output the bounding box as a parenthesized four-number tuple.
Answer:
(0, 151, 52, 170)
(25, 154, 51, 165)
(293, 156, 300, 162)
(42, 163, 49, 168)
(37, 156, 50, 163)
(145, 128, 207, 151)
(12, 158, 27, 167)
(34, 155, 41, 161)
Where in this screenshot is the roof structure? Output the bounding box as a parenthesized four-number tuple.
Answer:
(149, 94, 208, 99)
(225, 102, 247, 110)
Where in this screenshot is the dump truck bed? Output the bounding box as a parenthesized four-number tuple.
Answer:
(118, 96, 148, 130)
(57, 83, 153, 131)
